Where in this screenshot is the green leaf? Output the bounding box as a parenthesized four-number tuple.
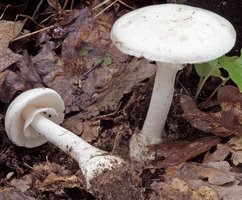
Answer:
(103, 54, 112, 66)
(79, 45, 93, 56)
(93, 54, 112, 67)
(93, 58, 103, 66)
(219, 55, 242, 92)
(195, 59, 221, 78)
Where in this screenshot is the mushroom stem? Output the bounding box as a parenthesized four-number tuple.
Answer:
(21, 106, 140, 199)
(129, 62, 183, 161)
(142, 62, 183, 144)
(22, 106, 123, 182)
(22, 106, 106, 165)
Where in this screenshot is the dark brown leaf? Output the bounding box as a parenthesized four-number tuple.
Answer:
(0, 20, 23, 71)
(180, 86, 242, 136)
(0, 70, 26, 103)
(0, 188, 33, 200)
(62, 8, 95, 63)
(150, 137, 220, 168)
(96, 59, 157, 112)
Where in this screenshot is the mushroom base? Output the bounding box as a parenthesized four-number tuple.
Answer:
(89, 163, 141, 200)
(129, 132, 157, 162)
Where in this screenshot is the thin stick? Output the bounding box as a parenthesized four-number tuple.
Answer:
(12, 25, 54, 42)
(92, 0, 111, 10)
(94, 0, 118, 18)
(0, 4, 10, 19)
(194, 67, 218, 101)
(118, 0, 135, 10)
(32, 0, 44, 18)
(40, 13, 55, 25)
(199, 77, 230, 108)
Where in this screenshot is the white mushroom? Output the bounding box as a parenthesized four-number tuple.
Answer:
(110, 4, 236, 161)
(4, 88, 140, 199)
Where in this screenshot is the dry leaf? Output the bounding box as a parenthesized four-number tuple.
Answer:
(180, 86, 242, 136)
(0, 20, 23, 71)
(173, 162, 242, 199)
(203, 144, 230, 164)
(10, 174, 33, 192)
(0, 70, 26, 103)
(97, 59, 157, 112)
(150, 180, 192, 200)
(150, 137, 220, 168)
(0, 188, 34, 200)
(62, 8, 95, 63)
(192, 185, 219, 200)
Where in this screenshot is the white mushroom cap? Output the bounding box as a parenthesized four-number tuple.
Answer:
(111, 4, 236, 64)
(5, 88, 65, 148)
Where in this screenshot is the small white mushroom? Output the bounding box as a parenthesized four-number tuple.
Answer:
(4, 88, 140, 199)
(110, 4, 236, 161)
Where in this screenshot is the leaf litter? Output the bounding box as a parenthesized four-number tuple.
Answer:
(0, 1, 242, 200)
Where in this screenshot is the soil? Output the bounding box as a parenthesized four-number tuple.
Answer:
(0, 0, 241, 200)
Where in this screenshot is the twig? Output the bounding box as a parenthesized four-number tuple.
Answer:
(32, 0, 45, 18)
(12, 25, 54, 42)
(0, 4, 10, 19)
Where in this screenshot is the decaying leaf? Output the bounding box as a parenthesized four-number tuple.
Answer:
(0, 20, 23, 71)
(33, 162, 84, 195)
(0, 70, 26, 103)
(180, 86, 242, 137)
(0, 188, 33, 200)
(10, 174, 33, 192)
(96, 59, 157, 112)
(192, 185, 219, 200)
(63, 117, 101, 142)
(203, 144, 230, 164)
(149, 137, 220, 168)
(150, 180, 192, 200)
(175, 162, 242, 200)
(228, 136, 242, 165)
(62, 8, 95, 63)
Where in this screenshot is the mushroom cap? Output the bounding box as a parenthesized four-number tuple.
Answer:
(111, 4, 236, 64)
(5, 88, 65, 148)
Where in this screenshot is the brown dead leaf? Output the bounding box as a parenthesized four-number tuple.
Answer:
(200, 166, 235, 185)
(192, 185, 219, 200)
(96, 59, 157, 112)
(63, 116, 101, 142)
(176, 162, 242, 200)
(31, 33, 57, 64)
(150, 180, 192, 200)
(0, 20, 23, 71)
(0, 188, 34, 200)
(203, 136, 242, 166)
(150, 137, 220, 168)
(39, 172, 82, 193)
(0, 70, 26, 103)
(203, 144, 230, 164)
(229, 135, 242, 151)
(44, 70, 81, 113)
(10, 174, 33, 192)
(15, 51, 43, 88)
(33, 162, 84, 194)
(180, 86, 242, 136)
(177, 162, 235, 186)
(62, 8, 95, 63)
(0, 20, 23, 47)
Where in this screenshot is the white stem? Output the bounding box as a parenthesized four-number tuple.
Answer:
(22, 106, 124, 188)
(141, 62, 183, 144)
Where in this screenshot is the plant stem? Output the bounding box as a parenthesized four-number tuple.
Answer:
(194, 67, 219, 101)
